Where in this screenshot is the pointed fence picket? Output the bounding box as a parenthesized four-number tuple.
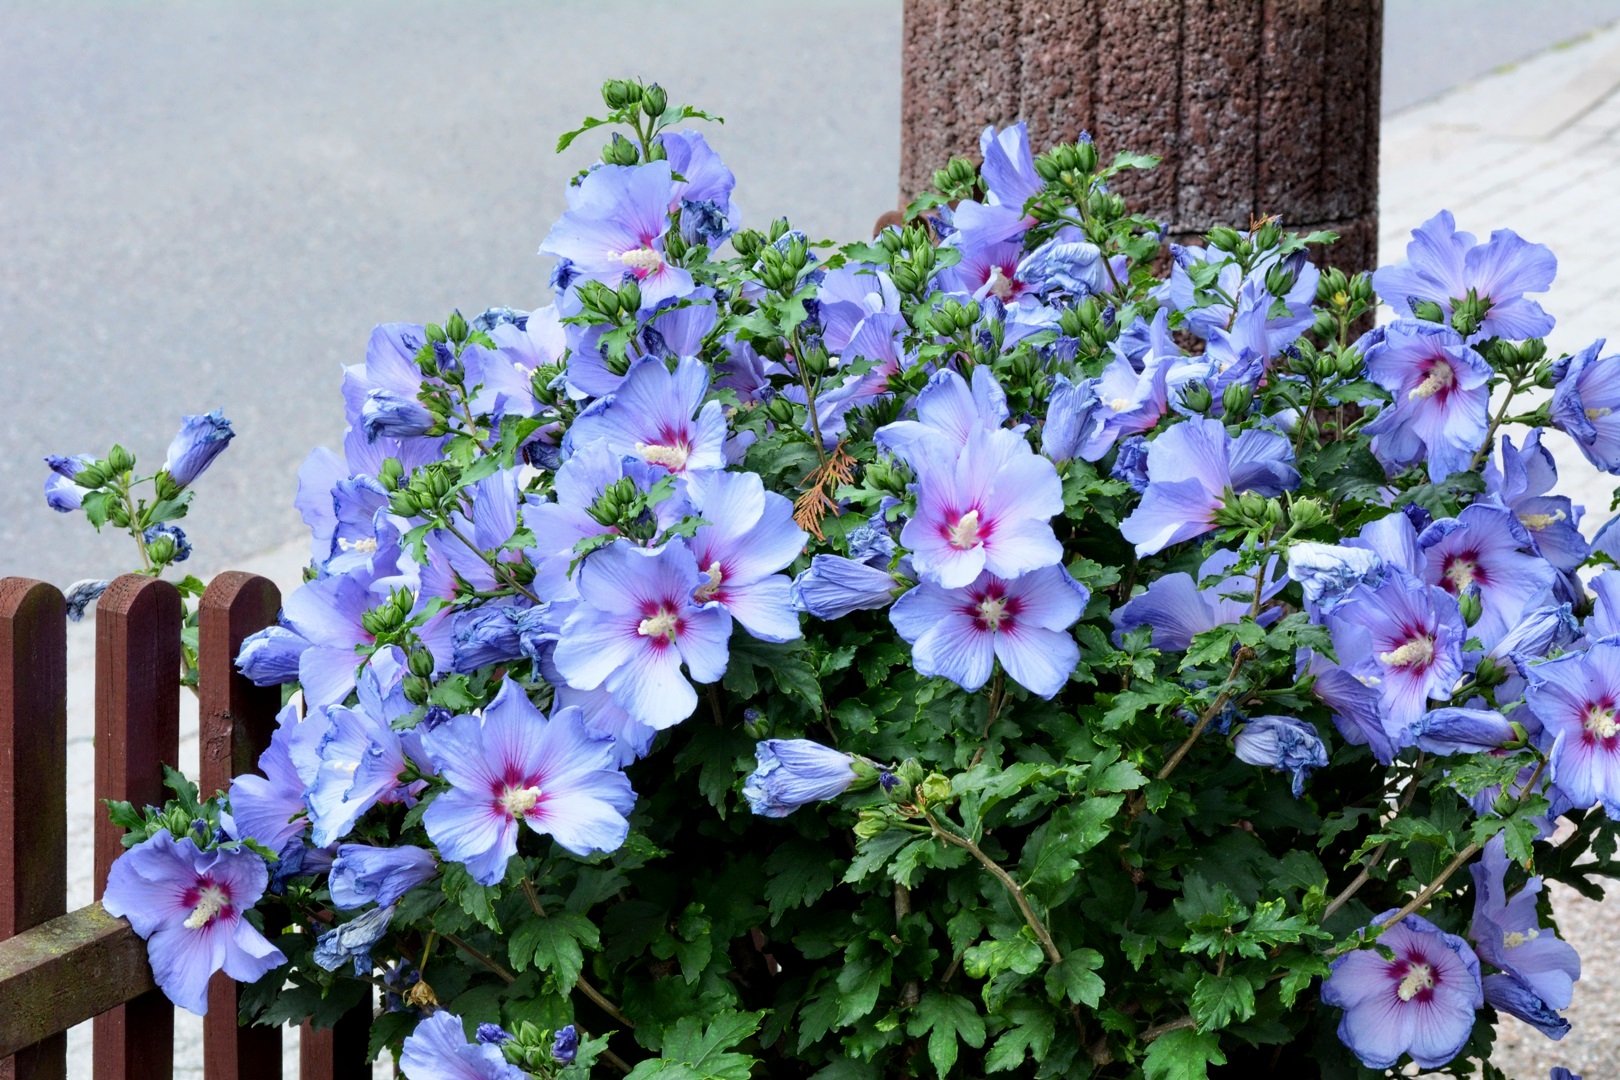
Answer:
(0, 573, 372, 1079)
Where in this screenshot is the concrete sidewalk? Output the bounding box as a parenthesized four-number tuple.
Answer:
(50, 13, 1620, 1079)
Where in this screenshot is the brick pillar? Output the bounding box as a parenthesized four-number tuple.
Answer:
(900, 0, 1382, 271)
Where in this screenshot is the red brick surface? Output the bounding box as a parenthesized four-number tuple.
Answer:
(901, 0, 1382, 270)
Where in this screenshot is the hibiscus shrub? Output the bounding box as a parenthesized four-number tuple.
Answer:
(65, 79, 1620, 1079)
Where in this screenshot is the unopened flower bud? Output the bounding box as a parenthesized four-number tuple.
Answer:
(1315, 267, 1349, 305)
(741, 708, 770, 740)
(1221, 381, 1253, 418)
(601, 78, 641, 109)
(1254, 221, 1282, 251)
(617, 279, 642, 313)
(1458, 589, 1484, 627)
(445, 311, 468, 344)
(1335, 349, 1362, 379)
(1074, 140, 1099, 174)
(403, 675, 431, 706)
(641, 83, 668, 118)
(917, 772, 952, 806)
(853, 808, 891, 838)
(1207, 227, 1243, 253)
(1179, 382, 1214, 414)
(408, 648, 435, 678)
(1289, 497, 1328, 530)
(1411, 299, 1445, 324)
(106, 444, 135, 475)
(424, 322, 448, 344)
(602, 131, 640, 167)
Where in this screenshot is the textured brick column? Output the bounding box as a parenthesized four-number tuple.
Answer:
(901, 0, 1382, 271)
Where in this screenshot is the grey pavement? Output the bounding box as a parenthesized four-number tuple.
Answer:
(10, 2, 1620, 1077)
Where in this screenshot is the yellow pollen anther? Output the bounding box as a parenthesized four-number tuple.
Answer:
(636, 442, 690, 470)
(1397, 961, 1435, 1002)
(618, 246, 664, 272)
(1502, 928, 1539, 949)
(338, 537, 379, 554)
(1444, 558, 1478, 592)
(978, 596, 1009, 630)
(638, 609, 679, 642)
(1518, 510, 1567, 530)
(1409, 362, 1456, 400)
(1588, 407, 1613, 421)
(695, 561, 724, 602)
(1108, 396, 1134, 412)
(1379, 636, 1435, 669)
(1585, 705, 1618, 739)
(948, 510, 982, 550)
(985, 265, 1015, 301)
(183, 885, 229, 930)
(500, 784, 542, 817)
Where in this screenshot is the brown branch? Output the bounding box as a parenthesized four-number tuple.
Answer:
(441, 932, 515, 984)
(925, 810, 1062, 966)
(1157, 647, 1255, 782)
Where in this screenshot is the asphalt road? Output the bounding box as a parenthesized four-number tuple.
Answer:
(4, 0, 1619, 589)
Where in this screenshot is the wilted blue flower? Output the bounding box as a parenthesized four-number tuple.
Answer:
(1286, 542, 1386, 615)
(329, 844, 438, 909)
(1109, 435, 1150, 491)
(360, 390, 436, 443)
(44, 472, 90, 513)
(1232, 716, 1328, 797)
(1488, 603, 1578, 674)
(891, 564, 1088, 698)
(791, 556, 899, 619)
(1321, 911, 1481, 1070)
(1373, 210, 1556, 342)
(475, 1023, 513, 1046)
(313, 902, 396, 975)
(1041, 373, 1098, 463)
(1470, 833, 1579, 1039)
(235, 624, 311, 687)
(743, 739, 859, 817)
(422, 681, 634, 885)
(1016, 238, 1104, 300)
(162, 410, 234, 487)
(1362, 321, 1492, 481)
(400, 1011, 524, 1080)
(63, 578, 110, 622)
(449, 604, 554, 673)
(102, 831, 285, 1015)
(142, 523, 192, 563)
(551, 1024, 579, 1064)
(45, 453, 94, 480)
(1415, 707, 1515, 755)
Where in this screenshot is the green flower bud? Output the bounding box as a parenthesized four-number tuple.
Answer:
(1311, 310, 1338, 339)
(890, 264, 921, 294)
(106, 444, 136, 475)
(1314, 353, 1337, 379)
(1349, 272, 1375, 305)
(1254, 221, 1282, 251)
(576, 280, 620, 317)
(403, 675, 430, 706)
(1288, 497, 1328, 530)
(1221, 381, 1253, 418)
(1034, 155, 1061, 183)
(75, 463, 110, 489)
(1179, 382, 1214, 414)
(445, 311, 468, 344)
(732, 230, 765, 260)
(800, 345, 832, 378)
(1412, 299, 1445, 323)
(1207, 227, 1243, 253)
(146, 533, 176, 565)
(917, 772, 952, 807)
(408, 648, 435, 678)
(947, 157, 977, 186)
(1335, 349, 1363, 379)
(1458, 589, 1483, 627)
(425, 322, 448, 344)
(377, 457, 405, 491)
(153, 471, 181, 501)
(602, 131, 640, 167)
(641, 82, 668, 118)
(769, 217, 791, 243)
(765, 395, 797, 426)
(601, 79, 641, 109)
(617, 279, 643, 314)
(389, 491, 420, 517)
(853, 809, 892, 838)
(1315, 267, 1349, 305)
(741, 710, 771, 739)
(1074, 140, 1099, 175)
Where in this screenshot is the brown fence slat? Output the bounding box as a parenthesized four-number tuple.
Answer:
(299, 992, 372, 1080)
(0, 579, 67, 1080)
(0, 904, 154, 1059)
(199, 573, 284, 1080)
(93, 575, 180, 1080)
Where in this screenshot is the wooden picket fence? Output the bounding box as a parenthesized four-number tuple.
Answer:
(0, 573, 372, 1080)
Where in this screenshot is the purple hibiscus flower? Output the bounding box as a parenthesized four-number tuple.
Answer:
(1113, 549, 1282, 650)
(1470, 833, 1580, 1039)
(552, 682, 658, 766)
(1119, 418, 1300, 557)
(565, 355, 726, 475)
(102, 832, 286, 1015)
(1080, 310, 1176, 461)
(901, 427, 1064, 589)
(162, 410, 234, 488)
(1362, 321, 1492, 481)
(565, 287, 718, 400)
(1156, 245, 1318, 349)
(1323, 575, 1467, 738)
(890, 564, 1088, 698)
(400, 1011, 525, 1080)
(552, 540, 731, 730)
(1321, 911, 1482, 1070)
(224, 702, 319, 851)
(875, 365, 1013, 470)
(743, 739, 859, 817)
(684, 469, 808, 643)
(1550, 338, 1620, 473)
(422, 680, 635, 886)
(1484, 430, 1588, 573)
(1373, 210, 1557, 341)
(242, 571, 386, 709)
(1415, 708, 1516, 756)
(814, 264, 900, 353)
(1526, 641, 1620, 818)
(539, 160, 693, 308)
(329, 844, 439, 910)
(1416, 503, 1557, 649)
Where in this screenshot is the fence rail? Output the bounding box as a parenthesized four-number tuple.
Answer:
(0, 573, 373, 1080)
